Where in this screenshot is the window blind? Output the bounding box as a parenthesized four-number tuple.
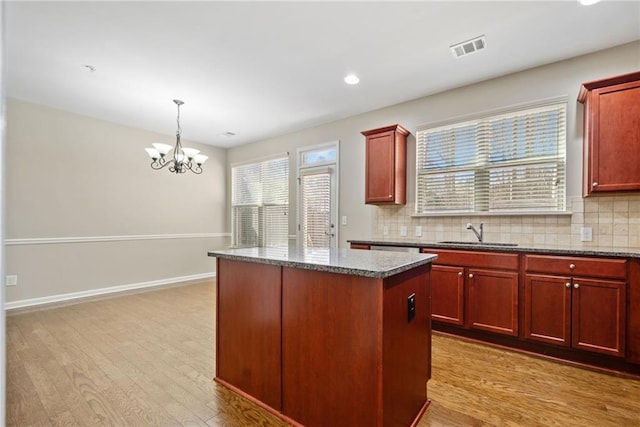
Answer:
(231, 156, 289, 247)
(300, 171, 331, 247)
(416, 102, 566, 214)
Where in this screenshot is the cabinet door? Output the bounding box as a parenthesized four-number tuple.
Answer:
(468, 268, 519, 336)
(586, 80, 640, 194)
(524, 274, 571, 347)
(365, 130, 397, 204)
(431, 265, 465, 325)
(572, 277, 626, 357)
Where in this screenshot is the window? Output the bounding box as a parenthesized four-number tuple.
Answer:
(231, 155, 289, 247)
(416, 101, 566, 214)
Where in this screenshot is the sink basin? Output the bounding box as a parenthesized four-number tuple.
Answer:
(438, 241, 518, 247)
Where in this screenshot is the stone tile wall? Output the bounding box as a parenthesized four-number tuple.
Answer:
(373, 195, 640, 249)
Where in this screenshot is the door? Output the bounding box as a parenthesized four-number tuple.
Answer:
(431, 265, 465, 325)
(524, 274, 571, 347)
(297, 143, 339, 249)
(467, 268, 519, 336)
(572, 277, 626, 357)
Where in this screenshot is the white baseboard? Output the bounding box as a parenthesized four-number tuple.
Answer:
(4, 272, 215, 311)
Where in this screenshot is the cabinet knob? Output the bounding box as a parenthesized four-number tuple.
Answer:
(569, 263, 576, 270)
(566, 282, 571, 288)
(574, 283, 580, 289)
(592, 182, 598, 187)
(468, 273, 474, 279)
(458, 272, 463, 277)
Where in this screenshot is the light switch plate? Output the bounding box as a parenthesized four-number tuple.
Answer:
(400, 226, 408, 236)
(341, 215, 347, 226)
(580, 227, 593, 242)
(5, 275, 17, 286)
(383, 226, 389, 235)
(415, 226, 422, 237)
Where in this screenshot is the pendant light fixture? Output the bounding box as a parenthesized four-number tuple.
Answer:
(145, 99, 208, 174)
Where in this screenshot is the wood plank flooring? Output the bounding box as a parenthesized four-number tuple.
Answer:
(6, 280, 640, 426)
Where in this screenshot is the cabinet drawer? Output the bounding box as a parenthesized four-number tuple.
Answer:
(524, 255, 626, 279)
(422, 249, 519, 271)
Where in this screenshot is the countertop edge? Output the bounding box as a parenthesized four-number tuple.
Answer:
(208, 250, 437, 279)
(348, 240, 640, 259)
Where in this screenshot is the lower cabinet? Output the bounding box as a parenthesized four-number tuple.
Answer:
(352, 242, 639, 373)
(424, 249, 519, 336)
(431, 265, 464, 325)
(524, 254, 627, 358)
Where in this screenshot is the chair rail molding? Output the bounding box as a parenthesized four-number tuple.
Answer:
(6, 232, 231, 246)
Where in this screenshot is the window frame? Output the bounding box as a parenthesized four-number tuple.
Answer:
(415, 97, 568, 216)
(230, 153, 290, 248)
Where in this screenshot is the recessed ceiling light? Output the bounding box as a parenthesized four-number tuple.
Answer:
(344, 74, 360, 85)
(579, 0, 600, 5)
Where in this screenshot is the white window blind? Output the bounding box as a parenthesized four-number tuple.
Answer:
(231, 156, 289, 247)
(416, 102, 566, 214)
(300, 170, 331, 247)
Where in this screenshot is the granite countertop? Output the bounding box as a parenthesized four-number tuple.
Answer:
(349, 239, 640, 259)
(208, 246, 437, 279)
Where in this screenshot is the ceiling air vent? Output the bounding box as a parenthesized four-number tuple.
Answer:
(450, 35, 486, 58)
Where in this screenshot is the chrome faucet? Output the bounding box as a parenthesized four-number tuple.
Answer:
(466, 222, 483, 243)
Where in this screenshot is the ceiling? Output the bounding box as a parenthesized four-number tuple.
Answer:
(5, 1, 640, 148)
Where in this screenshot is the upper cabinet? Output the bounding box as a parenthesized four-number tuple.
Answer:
(578, 71, 640, 196)
(362, 124, 409, 205)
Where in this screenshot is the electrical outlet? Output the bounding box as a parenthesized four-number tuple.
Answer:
(415, 226, 422, 237)
(580, 227, 593, 242)
(383, 226, 389, 235)
(341, 215, 347, 226)
(407, 293, 416, 322)
(5, 275, 18, 286)
(400, 226, 408, 236)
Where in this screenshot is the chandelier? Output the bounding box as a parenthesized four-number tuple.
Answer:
(144, 99, 208, 174)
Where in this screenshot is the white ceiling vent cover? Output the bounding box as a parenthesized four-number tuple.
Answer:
(450, 35, 487, 58)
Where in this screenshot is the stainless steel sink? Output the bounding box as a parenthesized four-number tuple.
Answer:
(438, 241, 518, 247)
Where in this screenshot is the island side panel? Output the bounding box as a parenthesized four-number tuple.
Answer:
(281, 267, 384, 427)
(382, 264, 431, 427)
(216, 258, 282, 410)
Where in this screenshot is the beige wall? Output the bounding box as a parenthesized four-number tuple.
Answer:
(227, 41, 640, 248)
(6, 42, 639, 305)
(5, 98, 229, 304)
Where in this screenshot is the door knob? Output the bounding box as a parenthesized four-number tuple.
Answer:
(458, 272, 463, 277)
(565, 282, 571, 288)
(569, 263, 576, 270)
(592, 182, 598, 187)
(574, 283, 580, 289)
(468, 274, 474, 279)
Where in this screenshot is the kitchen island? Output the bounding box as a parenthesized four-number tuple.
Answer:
(208, 246, 437, 427)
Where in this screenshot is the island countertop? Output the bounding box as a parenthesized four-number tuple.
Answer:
(208, 245, 437, 279)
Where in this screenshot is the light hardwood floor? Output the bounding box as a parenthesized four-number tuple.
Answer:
(6, 280, 640, 426)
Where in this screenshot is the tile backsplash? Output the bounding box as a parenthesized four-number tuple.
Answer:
(373, 195, 640, 249)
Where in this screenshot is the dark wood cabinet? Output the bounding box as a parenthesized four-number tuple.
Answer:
(578, 71, 640, 196)
(423, 249, 519, 336)
(362, 124, 409, 205)
(216, 256, 432, 426)
(431, 265, 465, 325)
(349, 243, 371, 250)
(468, 268, 519, 336)
(524, 255, 627, 358)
